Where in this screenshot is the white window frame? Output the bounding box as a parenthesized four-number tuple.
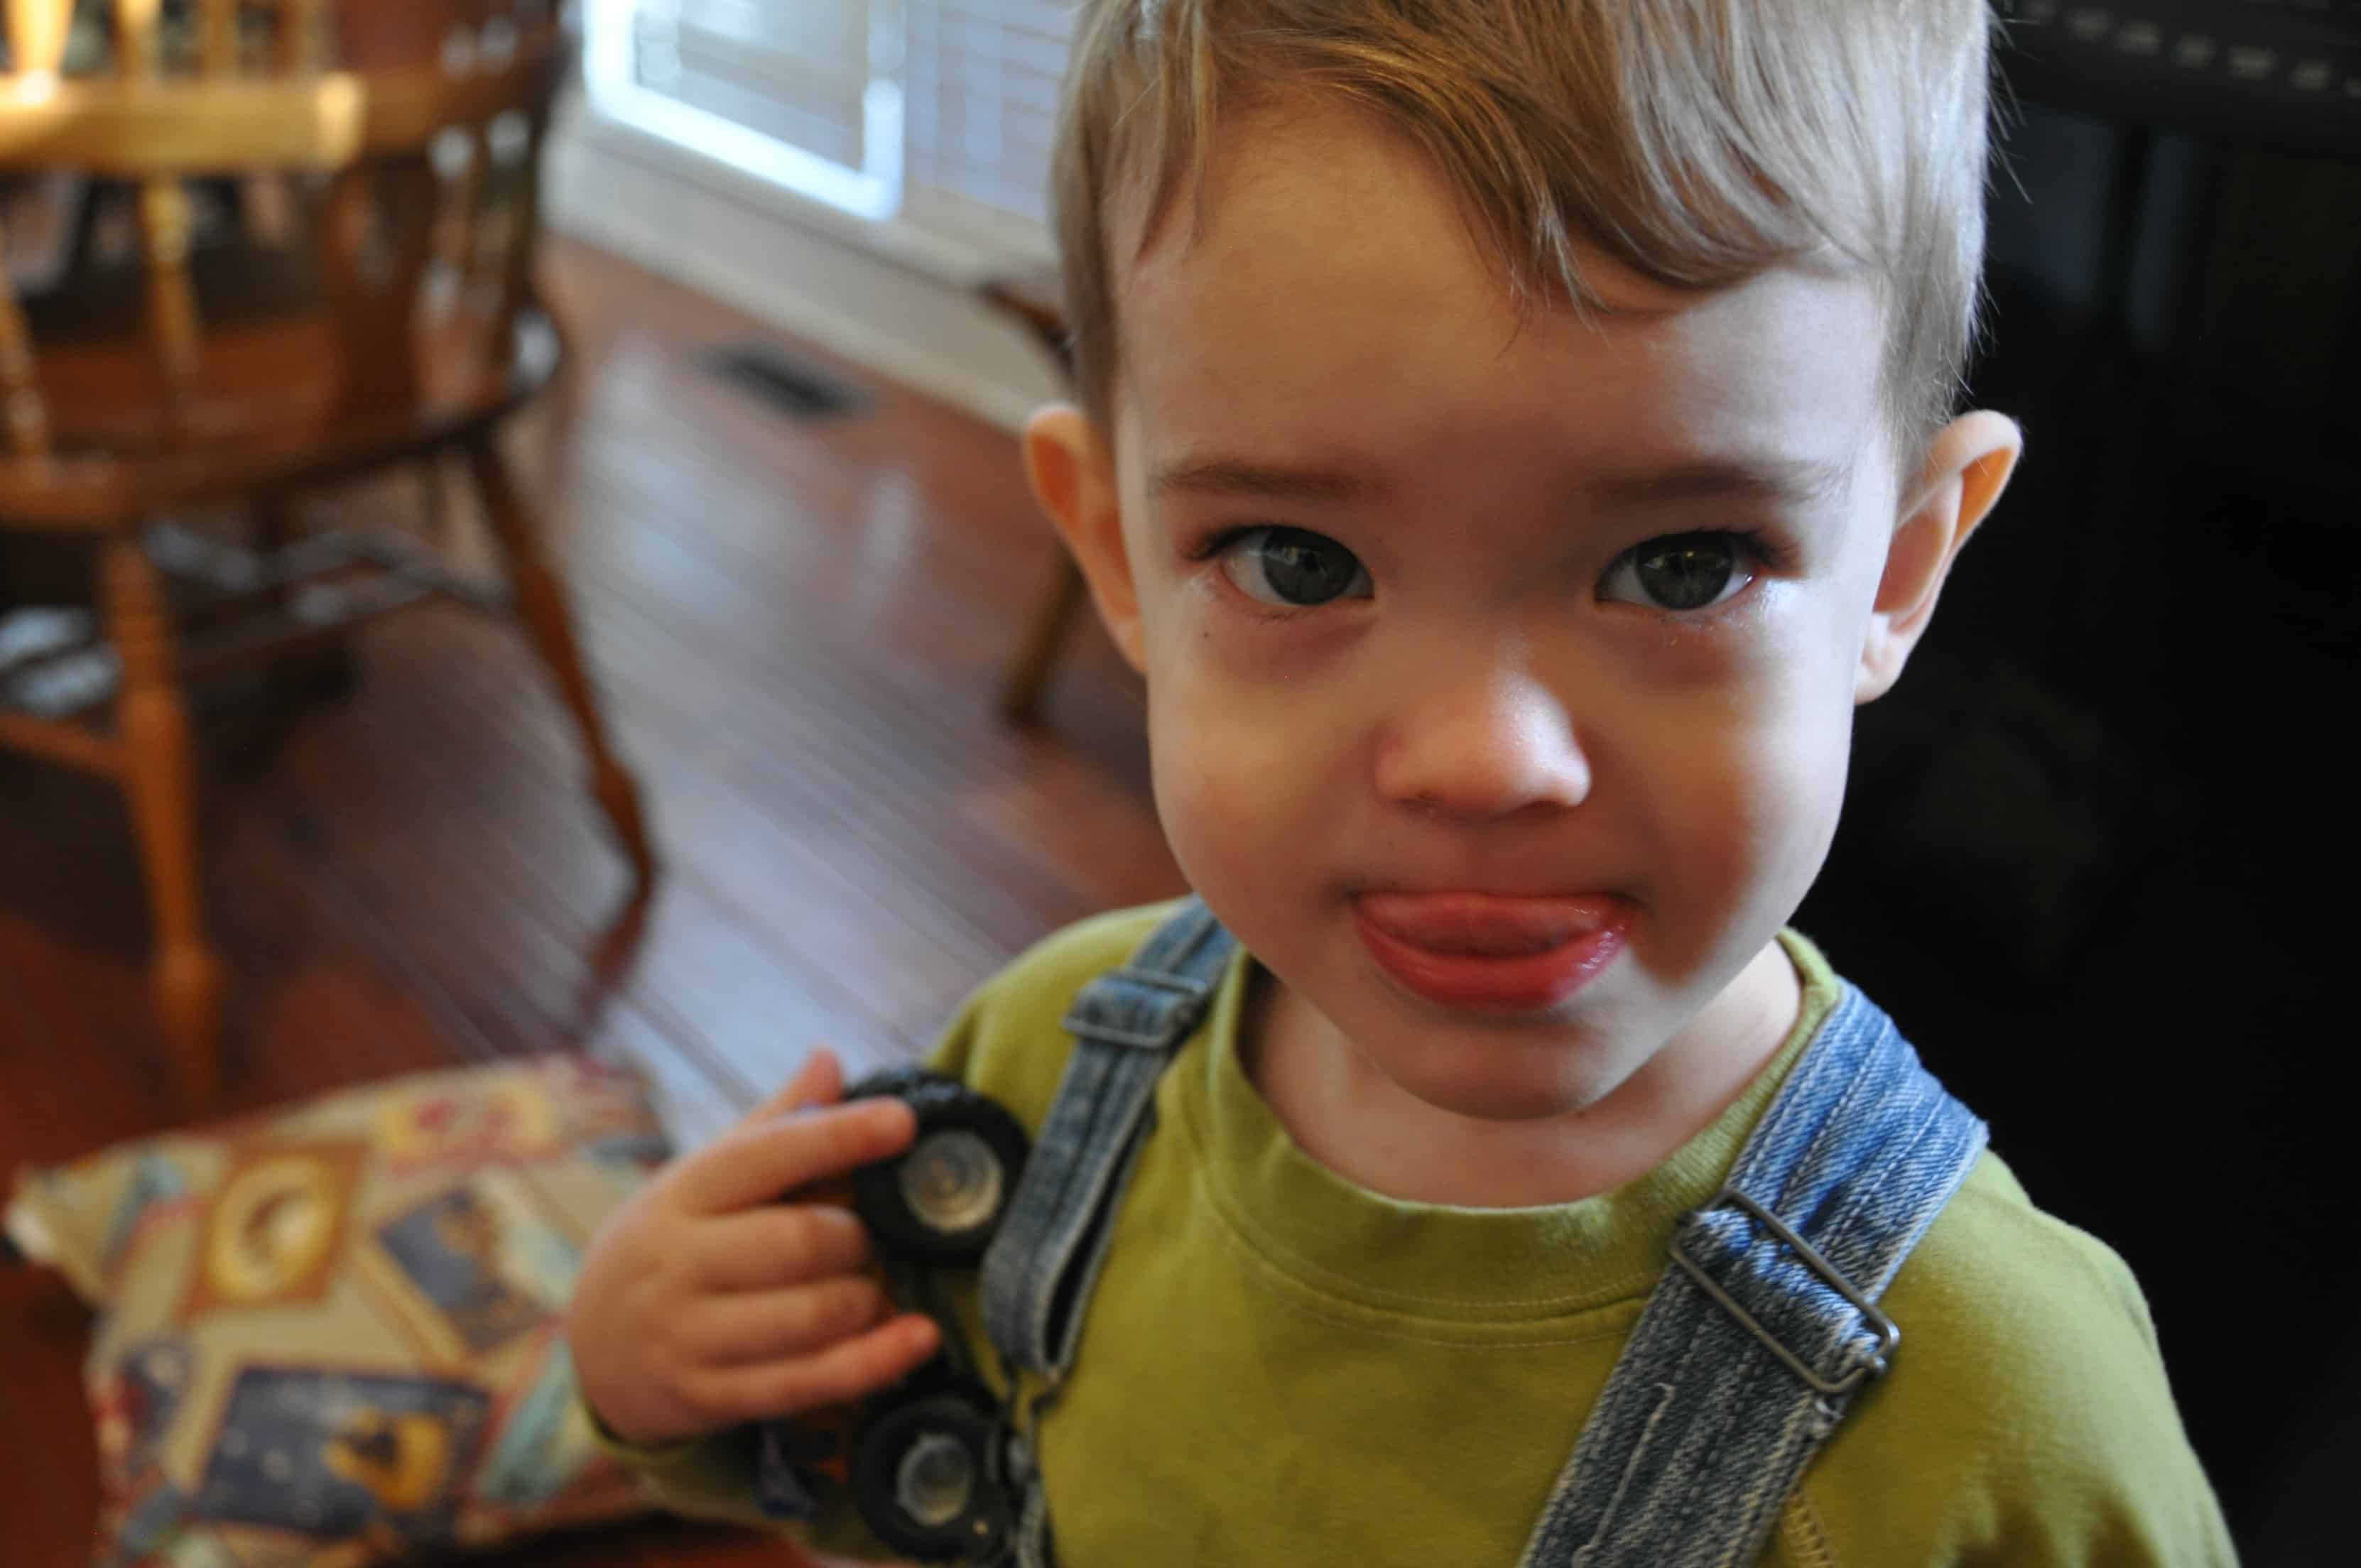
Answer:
(582, 0, 907, 222)
(577, 0, 1060, 283)
(553, 0, 1073, 433)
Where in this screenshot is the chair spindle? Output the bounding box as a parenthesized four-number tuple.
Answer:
(278, 0, 322, 73)
(0, 226, 51, 454)
(114, 0, 162, 77)
(4, 0, 72, 77)
(494, 106, 548, 356)
(447, 122, 490, 283)
(200, 0, 239, 76)
(137, 177, 202, 396)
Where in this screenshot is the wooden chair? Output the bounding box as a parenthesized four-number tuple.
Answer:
(0, 0, 653, 1109)
(976, 268, 1089, 724)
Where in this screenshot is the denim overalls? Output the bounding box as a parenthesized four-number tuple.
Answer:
(938, 897, 1985, 1565)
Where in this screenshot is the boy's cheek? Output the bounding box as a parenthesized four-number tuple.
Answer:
(1150, 732, 1315, 897)
(1651, 729, 1848, 918)
(1149, 713, 1279, 839)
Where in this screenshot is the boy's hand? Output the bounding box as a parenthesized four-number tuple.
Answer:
(569, 1049, 944, 1449)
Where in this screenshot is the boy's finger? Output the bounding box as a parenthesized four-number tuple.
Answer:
(700, 1312, 942, 1425)
(735, 1047, 843, 1130)
(693, 1204, 872, 1292)
(679, 1096, 918, 1214)
(685, 1276, 894, 1366)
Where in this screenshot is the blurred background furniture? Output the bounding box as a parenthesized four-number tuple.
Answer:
(976, 266, 1084, 724)
(0, 0, 652, 1110)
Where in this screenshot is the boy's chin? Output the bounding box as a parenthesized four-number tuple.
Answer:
(1385, 1053, 1628, 1125)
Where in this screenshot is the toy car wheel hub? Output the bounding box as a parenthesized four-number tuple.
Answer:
(898, 1130, 1003, 1236)
(894, 1430, 976, 1528)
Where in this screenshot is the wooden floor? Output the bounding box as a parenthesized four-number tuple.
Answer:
(0, 237, 1179, 1566)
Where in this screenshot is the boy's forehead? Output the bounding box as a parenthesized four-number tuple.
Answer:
(1107, 102, 1889, 506)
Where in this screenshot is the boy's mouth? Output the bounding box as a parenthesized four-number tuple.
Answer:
(1351, 892, 1632, 1012)
(1354, 891, 1626, 957)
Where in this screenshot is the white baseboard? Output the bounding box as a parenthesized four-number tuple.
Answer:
(545, 111, 1068, 435)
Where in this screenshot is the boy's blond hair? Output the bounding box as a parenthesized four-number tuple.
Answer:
(1049, 0, 2007, 496)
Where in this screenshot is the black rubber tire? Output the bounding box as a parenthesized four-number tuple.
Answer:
(843, 1072, 1030, 1267)
(844, 1066, 961, 1103)
(850, 1391, 1009, 1562)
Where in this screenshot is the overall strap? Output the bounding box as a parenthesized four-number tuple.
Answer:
(979, 898, 1237, 1568)
(980, 896, 1237, 1381)
(1516, 981, 1988, 1568)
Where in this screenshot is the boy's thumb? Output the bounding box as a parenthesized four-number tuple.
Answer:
(739, 1047, 844, 1126)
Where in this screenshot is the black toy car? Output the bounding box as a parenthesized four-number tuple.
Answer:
(776, 1067, 1031, 1562)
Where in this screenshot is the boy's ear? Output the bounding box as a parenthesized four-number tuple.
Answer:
(1021, 403, 1146, 674)
(1855, 410, 2023, 705)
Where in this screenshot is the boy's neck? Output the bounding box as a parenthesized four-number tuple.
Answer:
(1239, 941, 1804, 1209)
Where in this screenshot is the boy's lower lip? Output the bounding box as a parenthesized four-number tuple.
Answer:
(1352, 893, 1632, 1011)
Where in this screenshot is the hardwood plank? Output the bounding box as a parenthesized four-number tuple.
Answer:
(256, 650, 918, 1083)
(0, 912, 178, 1163)
(358, 607, 1048, 1038)
(0, 1262, 105, 1568)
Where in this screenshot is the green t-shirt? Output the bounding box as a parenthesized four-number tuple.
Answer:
(612, 900, 2236, 1564)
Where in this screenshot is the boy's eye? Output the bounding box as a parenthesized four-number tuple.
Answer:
(1215, 526, 1374, 609)
(1601, 532, 1764, 613)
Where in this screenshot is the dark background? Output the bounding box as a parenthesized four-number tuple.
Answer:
(1792, 23, 2360, 1559)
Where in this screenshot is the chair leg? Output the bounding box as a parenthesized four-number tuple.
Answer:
(997, 552, 1090, 724)
(253, 494, 357, 705)
(462, 434, 656, 891)
(100, 535, 225, 1110)
(416, 452, 450, 546)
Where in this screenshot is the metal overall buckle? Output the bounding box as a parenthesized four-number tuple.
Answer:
(1668, 1185, 1901, 1398)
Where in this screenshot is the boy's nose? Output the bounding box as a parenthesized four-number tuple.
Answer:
(1372, 665, 1592, 822)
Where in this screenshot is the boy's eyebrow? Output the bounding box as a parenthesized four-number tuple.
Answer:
(1151, 454, 1382, 504)
(1589, 452, 1855, 513)
(1149, 450, 1853, 512)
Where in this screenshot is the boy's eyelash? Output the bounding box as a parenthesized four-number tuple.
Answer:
(1183, 524, 1792, 575)
(1704, 526, 1786, 574)
(1181, 524, 1266, 563)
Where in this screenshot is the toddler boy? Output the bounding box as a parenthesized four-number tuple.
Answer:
(569, 1, 2235, 1562)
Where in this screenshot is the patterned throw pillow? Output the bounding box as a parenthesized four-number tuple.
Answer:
(4, 1054, 673, 1567)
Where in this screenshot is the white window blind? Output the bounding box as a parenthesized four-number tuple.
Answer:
(585, 0, 1075, 269)
(903, 0, 1073, 260)
(652, 1, 873, 172)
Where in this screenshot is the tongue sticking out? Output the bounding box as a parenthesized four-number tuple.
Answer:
(1354, 893, 1624, 958)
